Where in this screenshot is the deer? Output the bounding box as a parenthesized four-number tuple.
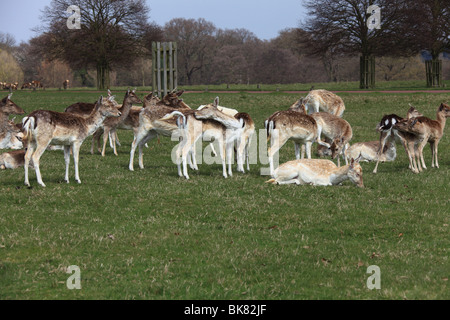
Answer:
(310, 112, 353, 167)
(91, 89, 143, 157)
(234, 112, 255, 173)
(266, 155, 363, 187)
(265, 109, 330, 176)
(0, 93, 25, 125)
(0, 150, 32, 170)
(373, 105, 424, 174)
(160, 97, 243, 180)
(128, 91, 192, 171)
(22, 95, 121, 187)
(0, 121, 23, 150)
(302, 89, 346, 117)
(346, 140, 396, 164)
(394, 103, 450, 172)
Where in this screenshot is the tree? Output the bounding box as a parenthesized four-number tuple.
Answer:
(301, 0, 417, 88)
(408, 0, 450, 86)
(34, 0, 154, 89)
(164, 18, 216, 85)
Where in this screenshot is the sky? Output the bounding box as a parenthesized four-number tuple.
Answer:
(0, 0, 307, 44)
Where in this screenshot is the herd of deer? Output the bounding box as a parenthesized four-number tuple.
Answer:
(0, 88, 449, 188)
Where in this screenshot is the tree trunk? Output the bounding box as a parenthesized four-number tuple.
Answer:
(360, 55, 375, 89)
(97, 63, 110, 90)
(425, 58, 442, 87)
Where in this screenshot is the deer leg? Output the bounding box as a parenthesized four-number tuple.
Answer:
(295, 142, 301, 160)
(433, 140, 440, 168)
(268, 132, 286, 176)
(24, 143, 35, 187)
(373, 131, 390, 174)
(305, 141, 313, 159)
(417, 139, 428, 171)
(101, 128, 110, 157)
(72, 142, 82, 184)
(32, 143, 49, 187)
(111, 129, 118, 156)
(64, 146, 71, 183)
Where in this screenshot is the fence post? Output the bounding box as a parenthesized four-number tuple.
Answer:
(360, 55, 375, 89)
(152, 42, 178, 97)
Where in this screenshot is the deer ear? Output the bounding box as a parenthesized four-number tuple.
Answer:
(214, 97, 219, 107)
(350, 158, 355, 168)
(98, 96, 104, 104)
(177, 90, 184, 97)
(7, 93, 12, 100)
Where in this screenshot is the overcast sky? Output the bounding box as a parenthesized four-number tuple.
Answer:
(0, 0, 307, 44)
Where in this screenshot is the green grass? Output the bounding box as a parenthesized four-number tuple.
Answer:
(0, 89, 449, 300)
(9, 79, 450, 93)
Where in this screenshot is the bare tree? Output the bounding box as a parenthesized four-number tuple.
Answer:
(33, 0, 154, 89)
(164, 18, 216, 85)
(301, 0, 417, 88)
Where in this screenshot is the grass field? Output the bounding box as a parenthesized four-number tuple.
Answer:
(0, 88, 449, 300)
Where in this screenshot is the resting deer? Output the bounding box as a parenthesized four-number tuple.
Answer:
(0, 121, 23, 150)
(92, 89, 142, 157)
(346, 140, 396, 164)
(394, 103, 450, 171)
(161, 97, 243, 179)
(266, 109, 330, 175)
(129, 91, 190, 171)
(303, 89, 345, 117)
(266, 155, 363, 187)
(22, 96, 121, 187)
(0, 150, 32, 170)
(0, 93, 25, 125)
(373, 106, 423, 173)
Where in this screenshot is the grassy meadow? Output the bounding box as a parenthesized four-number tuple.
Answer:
(0, 87, 449, 300)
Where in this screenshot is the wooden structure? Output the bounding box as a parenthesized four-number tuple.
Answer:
(152, 42, 178, 97)
(360, 55, 375, 89)
(425, 59, 443, 87)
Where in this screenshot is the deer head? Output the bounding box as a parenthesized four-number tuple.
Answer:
(0, 94, 25, 115)
(348, 155, 364, 188)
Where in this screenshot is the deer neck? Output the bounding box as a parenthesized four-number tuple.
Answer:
(436, 110, 447, 130)
(118, 96, 134, 120)
(85, 109, 108, 136)
(329, 165, 350, 185)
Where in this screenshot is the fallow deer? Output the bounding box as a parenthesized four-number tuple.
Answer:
(0, 150, 32, 170)
(266, 155, 363, 187)
(346, 140, 396, 164)
(0, 121, 23, 150)
(303, 89, 346, 117)
(394, 103, 450, 171)
(92, 89, 142, 157)
(161, 97, 242, 179)
(234, 112, 255, 173)
(310, 112, 353, 167)
(0, 93, 25, 125)
(22, 95, 121, 187)
(128, 91, 190, 171)
(266, 110, 330, 176)
(373, 106, 423, 173)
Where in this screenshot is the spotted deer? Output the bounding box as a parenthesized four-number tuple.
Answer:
(160, 97, 243, 179)
(394, 103, 450, 172)
(0, 150, 32, 170)
(0, 121, 23, 150)
(0, 93, 25, 125)
(129, 91, 190, 171)
(373, 106, 423, 173)
(266, 155, 363, 187)
(22, 96, 121, 187)
(303, 89, 345, 117)
(92, 89, 142, 157)
(266, 110, 330, 175)
(310, 112, 353, 167)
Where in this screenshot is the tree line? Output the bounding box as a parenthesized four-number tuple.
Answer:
(0, 0, 448, 89)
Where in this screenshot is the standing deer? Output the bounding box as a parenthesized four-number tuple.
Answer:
(303, 89, 346, 117)
(92, 89, 142, 157)
(394, 103, 450, 171)
(161, 97, 243, 179)
(266, 110, 330, 175)
(310, 112, 353, 167)
(22, 96, 121, 187)
(373, 106, 423, 173)
(266, 155, 363, 187)
(128, 91, 190, 171)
